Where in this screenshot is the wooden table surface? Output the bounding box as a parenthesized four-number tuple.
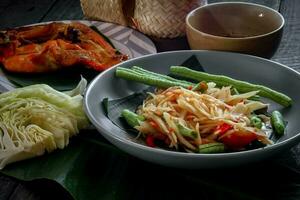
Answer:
(0, 0, 300, 199)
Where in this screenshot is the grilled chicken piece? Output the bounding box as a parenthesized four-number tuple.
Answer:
(0, 22, 128, 73)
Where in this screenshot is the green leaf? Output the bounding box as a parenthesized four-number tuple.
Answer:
(103, 89, 150, 129)
(2, 66, 99, 91)
(180, 55, 204, 72)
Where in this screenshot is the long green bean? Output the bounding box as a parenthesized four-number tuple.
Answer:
(250, 116, 263, 129)
(170, 66, 292, 107)
(116, 67, 193, 88)
(271, 110, 285, 136)
(198, 143, 225, 153)
(131, 66, 193, 86)
(121, 109, 145, 127)
(177, 123, 197, 139)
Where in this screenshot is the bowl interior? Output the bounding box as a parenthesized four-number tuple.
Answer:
(84, 51, 300, 168)
(187, 3, 284, 38)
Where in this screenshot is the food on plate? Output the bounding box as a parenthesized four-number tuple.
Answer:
(0, 22, 128, 73)
(0, 79, 90, 169)
(115, 66, 290, 153)
(170, 66, 292, 107)
(271, 110, 286, 136)
(116, 66, 292, 107)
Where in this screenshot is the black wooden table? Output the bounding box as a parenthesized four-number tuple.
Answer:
(0, 0, 300, 200)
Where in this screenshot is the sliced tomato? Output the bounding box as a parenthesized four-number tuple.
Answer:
(220, 131, 258, 150)
(145, 133, 168, 147)
(215, 123, 233, 135)
(146, 135, 155, 147)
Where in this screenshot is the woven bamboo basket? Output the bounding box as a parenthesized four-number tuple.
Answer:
(80, 0, 206, 38)
(133, 0, 205, 38)
(80, 0, 129, 26)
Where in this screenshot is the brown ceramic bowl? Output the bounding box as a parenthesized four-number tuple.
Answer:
(186, 2, 284, 58)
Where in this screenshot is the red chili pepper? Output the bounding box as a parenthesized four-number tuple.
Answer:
(187, 85, 193, 90)
(146, 135, 155, 147)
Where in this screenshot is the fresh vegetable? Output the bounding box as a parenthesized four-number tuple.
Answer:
(198, 143, 225, 153)
(115, 66, 288, 153)
(170, 66, 292, 107)
(121, 109, 145, 127)
(231, 88, 260, 101)
(120, 85, 272, 152)
(149, 120, 161, 131)
(215, 123, 233, 135)
(115, 67, 193, 88)
(131, 66, 192, 86)
(177, 123, 197, 139)
(231, 87, 239, 95)
(248, 95, 260, 101)
(192, 81, 208, 92)
(145, 135, 156, 147)
(0, 78, 89, 169)
(250, 116, 263, 129)
(220, 131, 258, 150)
(271, 110, 286, 136)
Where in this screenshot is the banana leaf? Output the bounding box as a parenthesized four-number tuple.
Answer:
(3, 55, 300, 200)
(2, 130, 246, 200)
(3, 131, 300, 200)
(3, 66, 99, 91)
(1, 131, 133, 200)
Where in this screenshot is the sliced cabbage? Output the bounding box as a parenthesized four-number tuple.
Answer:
(0, 79, 89, 169)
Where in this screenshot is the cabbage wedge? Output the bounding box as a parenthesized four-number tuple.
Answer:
(0, 78, 89, 169)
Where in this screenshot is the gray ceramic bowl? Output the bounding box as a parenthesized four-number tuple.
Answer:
(84, 50, 300, 168)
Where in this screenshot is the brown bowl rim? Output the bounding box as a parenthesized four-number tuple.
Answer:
(186, 2, 285, 40)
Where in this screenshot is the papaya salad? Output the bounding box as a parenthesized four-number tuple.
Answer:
(115, 66, 291, 153)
